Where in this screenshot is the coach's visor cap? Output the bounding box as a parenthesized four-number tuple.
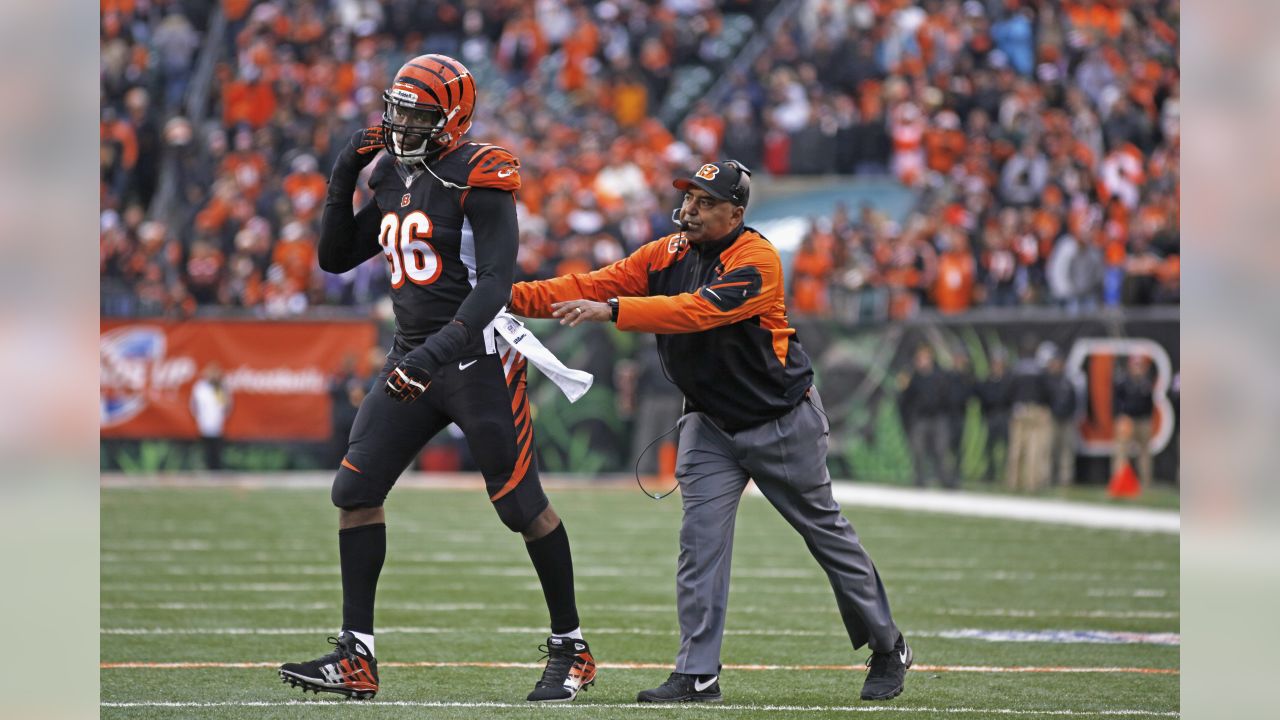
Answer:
(673, 160, 752, 207)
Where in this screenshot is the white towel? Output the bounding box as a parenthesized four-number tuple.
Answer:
(492, 312, 594, 402)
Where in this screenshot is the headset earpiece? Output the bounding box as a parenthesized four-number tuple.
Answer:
(725, 160, 752, 207)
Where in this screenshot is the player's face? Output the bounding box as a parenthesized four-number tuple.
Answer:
(679, 188, 743, 244)
(387, 103, 445, 156)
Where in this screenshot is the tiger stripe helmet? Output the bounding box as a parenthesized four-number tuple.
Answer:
(381, 54, 477, 164)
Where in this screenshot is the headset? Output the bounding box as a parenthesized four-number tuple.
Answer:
(723, 159, 752, 207)
(671, 160, 753, 230)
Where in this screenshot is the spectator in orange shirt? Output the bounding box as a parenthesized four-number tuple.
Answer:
(272, 221, 317, 290)
(221, 65, 277, 130)
(560, 5, 599, 93)
(282, 154, 327, 223)
(220, 128, 268, 201)
(100, 108, 138, 206)
(612, 65, 650, 129)
(683, 101, 726, 160)
(933, 228, 976, 314)
(791, 230, 835, 315)
(496, 8, 546, 84)
(924, 109, 966, 175)
(881, 224, 936, 320)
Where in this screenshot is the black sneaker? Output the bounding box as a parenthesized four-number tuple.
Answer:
(636, 671, 723, 703)
(861, 634, 912, 700)
(278, 633, 379, 700)
(526, 636, 597, 702)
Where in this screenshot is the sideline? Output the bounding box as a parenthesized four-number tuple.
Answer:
(814, 483, 1178, 534)
(101, 473, 1179, 534)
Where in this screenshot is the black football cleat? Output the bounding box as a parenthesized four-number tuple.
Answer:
(527, 636, 597, 702)
(861, 634, 912, 700)
(636, 671, 723, 703)
(278, 633, 379, 700)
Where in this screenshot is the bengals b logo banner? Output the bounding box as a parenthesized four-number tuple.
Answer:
(1065, 337, 1175, 455)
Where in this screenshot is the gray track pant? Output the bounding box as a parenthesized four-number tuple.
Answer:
(673, 388, 900, 674)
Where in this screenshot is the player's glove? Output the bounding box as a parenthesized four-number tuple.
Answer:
(384, 363, 431, 403)
(399, 320, 472, 378)
(340, 126, 386, 170)
(327, 126, 386, 204)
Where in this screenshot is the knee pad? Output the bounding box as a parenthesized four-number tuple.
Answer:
(331, 465, 388, 510)
(492, 496, 533, 533)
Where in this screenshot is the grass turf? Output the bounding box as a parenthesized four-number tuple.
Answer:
(101, 485, 1179, 719)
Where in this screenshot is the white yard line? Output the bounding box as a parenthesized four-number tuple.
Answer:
(99, 626, 1180, 645)
(99, 700, 1179, 715)
(98, 563, 1171, 585)
(100, 659, 1180, 675)
(814, 483, 1179, 534)
(99, 601, 1176, 620)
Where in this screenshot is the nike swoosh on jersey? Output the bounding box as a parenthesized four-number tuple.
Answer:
(458, 359, 479, 371)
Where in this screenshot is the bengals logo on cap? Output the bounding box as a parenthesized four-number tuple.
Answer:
(695, 164, 720, 181)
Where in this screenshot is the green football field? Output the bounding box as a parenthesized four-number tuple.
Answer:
(101, 483, 1179, 719)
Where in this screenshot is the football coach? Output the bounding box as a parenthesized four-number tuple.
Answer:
(508, 160, 911, 703)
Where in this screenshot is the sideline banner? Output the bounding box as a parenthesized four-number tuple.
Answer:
(101, 320, 377, 440)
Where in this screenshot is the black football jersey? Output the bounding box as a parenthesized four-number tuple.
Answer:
(367, 142, 521, 353)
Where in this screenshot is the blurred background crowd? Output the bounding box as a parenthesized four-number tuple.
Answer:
(101, 0, 1179, 320)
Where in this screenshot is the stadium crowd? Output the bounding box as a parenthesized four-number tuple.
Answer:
(101, 0, 1178, 320)
(776, 0, 1179, 319)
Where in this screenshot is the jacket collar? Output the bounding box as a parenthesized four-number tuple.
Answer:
(693, 222, 746, 257)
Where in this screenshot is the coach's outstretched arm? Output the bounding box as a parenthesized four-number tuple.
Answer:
(318, 127, 384, 273)
(513, 233, 784, 335)
(508, 241, 657, 318)
(612, 243, 781, 334)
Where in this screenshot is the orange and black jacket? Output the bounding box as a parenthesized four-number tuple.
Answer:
(510, 224, 814, 431)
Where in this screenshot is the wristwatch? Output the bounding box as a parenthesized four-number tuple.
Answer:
(607, 297, 620, 323)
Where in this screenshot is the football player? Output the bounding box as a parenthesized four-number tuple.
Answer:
(278, 54, 596, 703)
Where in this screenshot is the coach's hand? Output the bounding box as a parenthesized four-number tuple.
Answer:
(551, 300, 611, 327)
(384, 363, 431, 403)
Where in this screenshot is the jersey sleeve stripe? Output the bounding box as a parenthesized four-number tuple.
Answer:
(469, 146, 501, 167)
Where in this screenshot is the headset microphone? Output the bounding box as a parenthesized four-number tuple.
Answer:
(671, 208, 690, 230)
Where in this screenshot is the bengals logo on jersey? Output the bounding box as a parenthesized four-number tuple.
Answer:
(695, 164, 720, 181)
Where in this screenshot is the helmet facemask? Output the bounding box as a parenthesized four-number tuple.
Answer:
(381, 95, 452, 164)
